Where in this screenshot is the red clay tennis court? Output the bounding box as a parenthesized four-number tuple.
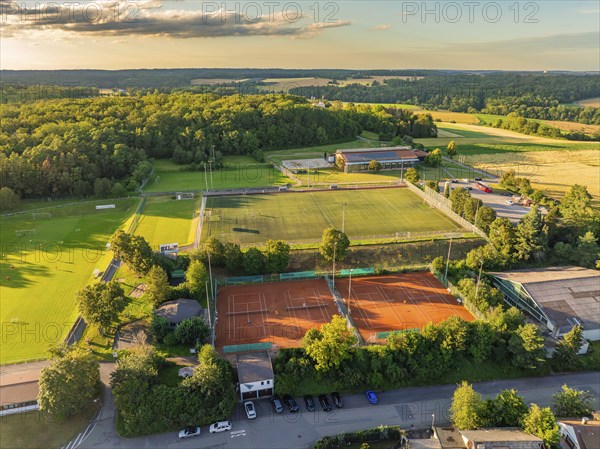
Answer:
(334, 272, 474, 342)
(215, 279, 338, 350)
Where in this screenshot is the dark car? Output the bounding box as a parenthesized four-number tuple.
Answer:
(304, 395, 316, 412)
(318, 394, 333, 412)
(283, 395, 300, 413)
(474, 177, 483, 181)
(365, 390, 378, 404)
(271, 395, 284, 414)
(331, 392, 343, 408)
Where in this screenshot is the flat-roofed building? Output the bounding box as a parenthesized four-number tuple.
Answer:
(236, 351, 274, 401)
(335, 147, 427, 173)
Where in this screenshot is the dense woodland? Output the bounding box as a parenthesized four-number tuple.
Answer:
(290, 73, 600, 124)
(0, 93, 437, 199)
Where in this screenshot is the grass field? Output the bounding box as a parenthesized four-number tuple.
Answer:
(144, 157, 291, 193)
(575, 97, 600, 108)
(135, 196, 201, 249)
(0, 199, 137, 363)
(202, 188, 462, 245)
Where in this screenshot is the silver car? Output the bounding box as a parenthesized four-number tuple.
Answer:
(244, 401, 257, 419)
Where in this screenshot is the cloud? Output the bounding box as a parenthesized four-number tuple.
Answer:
(371, 24, 392, 31)
(1, 1, 351, 39)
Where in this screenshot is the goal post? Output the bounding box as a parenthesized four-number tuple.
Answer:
(176, 192, 195, 200)
(15, 229, 37, 237)
(32, 212, 52, 220)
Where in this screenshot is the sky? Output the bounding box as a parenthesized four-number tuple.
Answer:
(1, 0, 599, 70)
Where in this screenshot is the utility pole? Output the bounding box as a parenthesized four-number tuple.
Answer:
(208, 160, 214, 190)
(207, 250, 213, 302)
(444, 237, 453, 284)
(474, 259, 484, 300)
(307, 161, 310, 188)
(341, 203, 347, 233)
(205, 280, 211, 329)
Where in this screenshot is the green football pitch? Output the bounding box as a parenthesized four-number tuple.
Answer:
(202, 187, 463, 245)
(0, 199, 137, 364)
(134, 196, 201, 249)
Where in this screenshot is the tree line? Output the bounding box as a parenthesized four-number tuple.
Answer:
(289, 74, 600, 124)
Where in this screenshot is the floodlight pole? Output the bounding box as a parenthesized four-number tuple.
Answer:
(474, 259, 484, 300)
(432, 413, 436, 430)
(205, 280, 212, 328)
(341, 203, 347, 233)
(208, 160, 214, 190)
(204, 164, 209, 191)
(444, 237, 453, 284)
(207, 250, 214, 302)
(332, 241, 337, 286)
(348, 269, 353, 315)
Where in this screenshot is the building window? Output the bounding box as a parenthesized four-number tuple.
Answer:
(266, 380, 271, 384)
(261, 381, 264, 385)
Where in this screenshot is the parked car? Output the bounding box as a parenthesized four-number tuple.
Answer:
(331, 392, 343, 408)
(365, 390, 378, 404)
(178, 426, 201, 439)
(451, 179, 459, 183)
(304, 395, 316, 412)
(271, 395, 284, 414)
(506, 200, 513, 205)
(244, 401, 257, 419)
(474, 177, 483, 181)
(318, 394, 333, 412)
(209, 421, 232, 433)
(283, 395, 300, 413)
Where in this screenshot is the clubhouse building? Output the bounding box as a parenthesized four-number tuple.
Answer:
(335, 147, 427, 173)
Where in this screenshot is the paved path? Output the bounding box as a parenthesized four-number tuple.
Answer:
(74, 371, 600, 449)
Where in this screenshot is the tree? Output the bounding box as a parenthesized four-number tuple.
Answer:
(319, 228, 350, 263)
(553, 385, 594, 418)
(111, 182, 127, 197)
(485, 389, 528, 427)
(446, 141, 458, 158)
(223, 242, 243, 273)
(508, 324, 546, 370)
(146, 265, 170, 307)
(368, 160, 382, 172)
(523, 404, 560, 447)
(243, 247, 266, 275)
(150, 315, 172, 343)
(0, 187, 20, 210)
(205, 237, 226, 266)
(476, 206, 497, 233)
(185, 259, 209, 299)
(489, 218, 516, 259)
(404, 167, 419, 184)
(560, 184, 592, 220)
(450, 381, 486, 430)
(76, 281, 126, 335)
(449, 188, 471, 216)
(175, 316, 210, 346)
(425, 180, 440, 193)
(552, 325, 584, 371)
(576, 232, 600, 267)
(38, 348, 100, 418)
(303, 315, 356, 371)
(264, 240, 290, 274)
(463, 197, 483, 223)
(515, 207, 547, 261)
(425, 148, 442, 167)
(109, 231, 153, 275)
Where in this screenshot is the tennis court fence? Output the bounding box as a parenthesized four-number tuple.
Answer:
(219, 267, 382, 286)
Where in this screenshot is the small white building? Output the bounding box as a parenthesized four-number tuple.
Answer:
(236, 352, 274, 401)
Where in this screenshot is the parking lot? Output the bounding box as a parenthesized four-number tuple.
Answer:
(446, 180, 531, 224)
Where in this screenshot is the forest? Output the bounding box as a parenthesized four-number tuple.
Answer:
(289, 73, 600, 124)
(0, 93, 435, 198)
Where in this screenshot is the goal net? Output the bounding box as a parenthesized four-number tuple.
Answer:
(32, 212, 52, 220)
(15, 229, 37, 237)
(176, 192, 195, 200)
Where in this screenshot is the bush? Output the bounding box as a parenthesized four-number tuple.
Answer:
(174, 316, 210, 346)
(150, 315, 172, 343)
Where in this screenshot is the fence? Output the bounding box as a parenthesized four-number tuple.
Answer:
(429, 268, 487, 321)
(405, 182, 489, 241)
(126, 197, 146, 234)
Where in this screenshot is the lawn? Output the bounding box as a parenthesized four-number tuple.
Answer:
(143, 157, 292, 193)
(202, 188, 462, 245)
(0, 199, 137, 364)
(135, 196, 201, 249)
(0, 405, 100, 449)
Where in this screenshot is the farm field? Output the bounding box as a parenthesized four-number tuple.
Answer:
(575, 97, 600, 108)
(144, 157, 291, 193)
(190, 78, 249, 85)
(465, 149, 600, 204)
(477, 113, 600, 136)
(134, 196, 201, 249)
(0, 199, 138, 363)
(202, 187, 463, 245)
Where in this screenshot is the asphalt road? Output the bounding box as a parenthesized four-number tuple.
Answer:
(75, 371, 600, 449)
